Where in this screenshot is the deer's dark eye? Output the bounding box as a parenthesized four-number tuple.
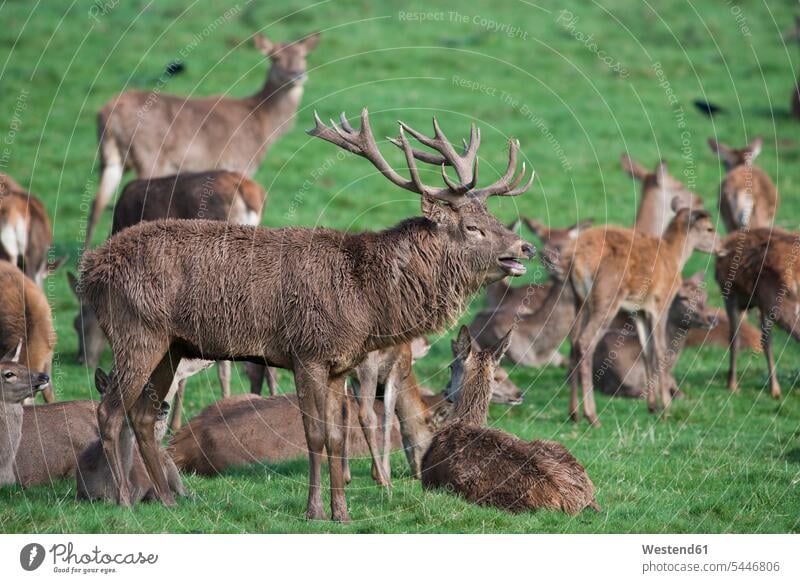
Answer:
(3, 371, 15, 379)
(465, 225, 483, 236)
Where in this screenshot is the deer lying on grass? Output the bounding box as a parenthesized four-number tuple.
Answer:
(0, 173, 64, 287)
(169, 391, 451, 477)
(562, 197, 723, 425)
(592, 273, 716, 398)
(620, 155, 704, 236)
(421, 327, 599, 514)
(83, 32, 319, 250)
(684, 307, 761, 351)
(79, 108, 535, 521)
(708, 137, 777, 232)
(70, 170, 274, 418)
(77, 369, 184, 502)
(0, 261, 56, 403)
(14, 398, 99, 487)
(0, 345, 50, 486)
(715, 228, 800, 399)
(471, 219, 592, 368)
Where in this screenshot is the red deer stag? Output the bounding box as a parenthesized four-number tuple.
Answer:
(715, 228, 800, 399)
(79, 109, 535, 521)
(0, 261, 56, 403)
(562, 198, 723, 425)
(620, 155, 703, 236)
(0, 345, 50, 486)
(421, 327, 599, 514)
(70, 170, 274, 419)
(83, 32, 319, 250)
(708, 137, 777, 232)
(0, 173, 63, 286)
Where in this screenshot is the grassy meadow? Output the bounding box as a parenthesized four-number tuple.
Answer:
(0, 0, 799, 533)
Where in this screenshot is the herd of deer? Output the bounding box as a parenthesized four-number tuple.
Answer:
(0, 30, 796, 523)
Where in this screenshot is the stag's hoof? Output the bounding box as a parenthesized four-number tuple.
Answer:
(331, 507, 351, 523)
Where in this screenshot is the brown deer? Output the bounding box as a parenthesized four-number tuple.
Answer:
(0, 173, 63, 286)
(592, 273, 716, 398)
(83, 31, 320, 250)
(0, 344, 51, 486)
(14, 399, 99, 487)
(708, 137, 777, 232)
(562, 198, 723, 425)
(715, 228, 800, 399)
(684, 307, 762, 351)
(421, 327, 599, 514)
(620, 155, 704, 236)
(0, 261, 56, 403)
(70, 170, 275, 411)
(78, 109, 535, 521)
(77, 369, 185, 502)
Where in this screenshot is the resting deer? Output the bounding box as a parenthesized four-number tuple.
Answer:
(83, 31, 319, 250)
(0, 261, 56, 403)
(684, 307, 761, 351)
(715, 228, 800, 399)
(0, 344, 50, 486)
(79, 108, 535, 521)
(14, 399, 99, 487)
(0, 173, 64, 286)
(708, 137, 777, 232)
(562, 197, 723, 425)
(77, 369, 184, 502)
(70, 170, 274, 416)
(592, 273, 716, 398)
(421, 327, 599, 514)
(471, 219, 592, 368)
(620, 155, 704, 236)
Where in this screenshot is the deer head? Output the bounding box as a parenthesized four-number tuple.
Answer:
(0, 342, 50, 404)
(670, 197, 725, 256)
(671, 272, 716, 330)
(308, 109, 536, 285)
(255, 31, 320, 88)
(708, 137, 763, 171)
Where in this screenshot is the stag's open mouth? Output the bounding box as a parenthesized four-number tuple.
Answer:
(498, 257, 526, 276)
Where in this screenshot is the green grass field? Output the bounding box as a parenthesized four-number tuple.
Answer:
(1, 0, 799, 533)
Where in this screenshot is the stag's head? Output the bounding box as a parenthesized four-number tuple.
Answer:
(308, 109, 535, 285)
(0, 342, 50, 404)
(708, 137, 763, 171)
(255, 31, 320, 87)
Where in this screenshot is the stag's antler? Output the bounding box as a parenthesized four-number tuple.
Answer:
(307, 108, 533, 206)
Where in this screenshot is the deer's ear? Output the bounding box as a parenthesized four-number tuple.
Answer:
(2, 340, 22, 363)
(421, 197, 457, 227)
(671, 195, 688, 213)
(94, 368, 110, 396)
(620, 154, 648, 181)
(506, 218, 521, 232)
(451, 326, 473, 359)
(254, 33, 276, 56)
(492, 329, 512, 364)
(299, 31, 320, 51)
(522, 217, 546, 239)
(655, 160, 670, 186)
(747, 136, 763, 160)
(67, 271, 79, 295)
(708, 138, 736, 166)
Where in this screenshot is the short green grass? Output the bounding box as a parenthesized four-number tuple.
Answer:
(1, 0, 799, 533)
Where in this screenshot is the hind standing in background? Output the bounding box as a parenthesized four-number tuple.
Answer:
(83, 31, 319, 250)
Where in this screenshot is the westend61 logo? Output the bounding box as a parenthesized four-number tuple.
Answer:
(19, 542, 158, 574)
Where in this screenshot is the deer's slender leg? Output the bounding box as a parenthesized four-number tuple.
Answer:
(351, 359, 390, 487)
(381, 369, 398, 486)
(724, 296, 741, 393)
(130, 348, 181, 506)
(341, 391, 352, 485)
(393, 372, 431, 478)
(293, 361, 327, 520)
(651, 312, 671, 413)
(84, 146, 123, 251)
(217, 361, 231, 398)
(96, 392, 131, 506)
(244, 362, 264, 395)
(169, 379, 186, 432)
(567, 296, 588, 423)
(634, 314, 657, 412)
(265, 366, 279, 396)
(760, 308, 782, 399)
(325, 372, 351, 522)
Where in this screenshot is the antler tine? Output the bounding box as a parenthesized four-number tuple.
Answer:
(339, 111, 355, 133)
(397, 126, 464, 205)
(308, 111, 362, 155)
(472, 139, 534, 199)
(386, 136, 449, 165)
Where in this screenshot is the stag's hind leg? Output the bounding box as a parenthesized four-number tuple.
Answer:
(293, 361, 328, 520)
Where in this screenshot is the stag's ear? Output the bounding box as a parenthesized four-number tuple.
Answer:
(451, 326, 473, 359)
(2, 340, 22, 363)
(299, 31, 320, 51)
(94, 368, 110, 396)
(254, 33, 276, 56)
(421, 197, 458, 227)
(492, 329, 512, 365)
(620, 154, 648, 181)
(747, 136, 763, 160)
(506, 218, 521, 232)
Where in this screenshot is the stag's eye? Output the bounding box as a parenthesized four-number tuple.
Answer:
(465, 225, 484, 237)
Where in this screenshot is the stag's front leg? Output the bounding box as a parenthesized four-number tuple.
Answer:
(325, 373, 351, 522)
(293, 362, 327, 520)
